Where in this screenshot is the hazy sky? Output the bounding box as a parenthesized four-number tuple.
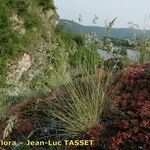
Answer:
(54, 0, 150, 28)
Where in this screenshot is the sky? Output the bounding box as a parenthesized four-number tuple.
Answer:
(54, 0, 150, 28)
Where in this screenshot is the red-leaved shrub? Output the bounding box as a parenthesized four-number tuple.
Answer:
(86, 63, 150, 150)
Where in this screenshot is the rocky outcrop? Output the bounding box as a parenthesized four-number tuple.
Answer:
(0, 0, 70, 101)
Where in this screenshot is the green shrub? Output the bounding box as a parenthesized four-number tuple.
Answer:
(16, 0, 29, 15)
(69, 47, 103, 71)
(0, 1, 21, 81)
(73, 34, 85, 46)
(23, 12, 41, 29)
(6, 0, 29, 15)
(0, 2, 12, 47)
(37, 0, 55, 10)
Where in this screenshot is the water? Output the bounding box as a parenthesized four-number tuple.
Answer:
(97, 49, 140, 61)
(126, 49, 140, 61)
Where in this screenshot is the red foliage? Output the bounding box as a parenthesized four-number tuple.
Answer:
(86, 63, 150, 149)
(86, 123, 107, 144)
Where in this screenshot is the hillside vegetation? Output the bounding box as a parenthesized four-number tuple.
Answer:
(0, 1, 150, 150)
(58, 19, 150, 38)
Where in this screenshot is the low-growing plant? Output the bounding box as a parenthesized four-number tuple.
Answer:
(85, 63, 150, 149)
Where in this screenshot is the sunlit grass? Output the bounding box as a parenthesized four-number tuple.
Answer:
(48, 67, 114, 139)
